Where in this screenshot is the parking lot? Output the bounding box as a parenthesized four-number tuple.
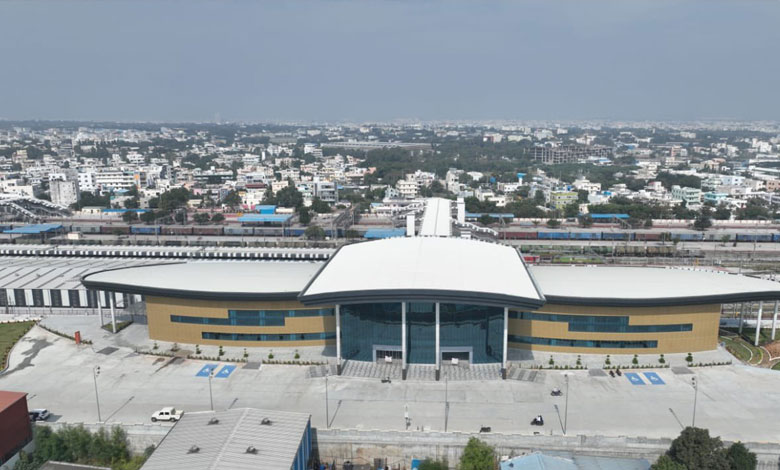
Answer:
(2, 325, 780, 442)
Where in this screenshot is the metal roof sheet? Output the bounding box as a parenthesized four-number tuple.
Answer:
(140, 408, 309, 470)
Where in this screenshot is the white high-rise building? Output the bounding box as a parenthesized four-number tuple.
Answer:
(50, 179, 80, 207)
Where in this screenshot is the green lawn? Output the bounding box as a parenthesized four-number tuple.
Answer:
(721, 335, 763, 365)
(772, 361, 780, 371)
(0, 321, 35, 369)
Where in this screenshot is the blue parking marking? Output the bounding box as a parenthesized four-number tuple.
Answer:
(215, 365, 236, 378)
(625, 372, 645, 385)
(643, 372, 665, 385)
(196, 364, 218, 377)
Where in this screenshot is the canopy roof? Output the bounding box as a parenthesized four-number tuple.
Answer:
(299, 237, 545, 309)
(81, 261, 323, 301)
(530, 265, 780, 306)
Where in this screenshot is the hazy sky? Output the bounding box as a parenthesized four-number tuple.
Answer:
(1, 0, 778, 123)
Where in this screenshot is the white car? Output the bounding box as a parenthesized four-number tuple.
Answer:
(151, 407, 183, 422)
(29, 409, 50, 421)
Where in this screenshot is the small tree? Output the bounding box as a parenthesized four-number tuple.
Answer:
(210, 212, 225, 223)
(298, 206, 312, 225)
(548, 355, 555, 366)
(659, 354, 666, 364)
(459, 437, 495, 470)
(305, 224, 326, 240)
(667, 427, 730, 470)
(632, 354, 639, 365)
(726, 441, 757, 470)
(546, 218, 561, 228)
(419, 459, 448, 470)
(605, 355, 611, 366)
(650, 455, 687, 470)
(686, 352, 693, 363)
(122, 210, 138, 224)
(478, 214, 494, 226)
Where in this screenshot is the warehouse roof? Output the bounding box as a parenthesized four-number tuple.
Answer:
(530, 266, 780, 306)
(140, 408, 310, 470)
(0, 257, 156, 290)
(299, 237, 545, 309)
(3, 223, 63, 234)
(0, 390, 27, 413)
(82, 261, 323, 300)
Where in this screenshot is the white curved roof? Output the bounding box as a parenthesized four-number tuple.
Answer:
(530, 265, 780, 306)
(299, 237, 545, 308)
(82, 261, 323, 300)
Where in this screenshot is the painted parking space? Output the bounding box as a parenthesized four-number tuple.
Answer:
(196, 364, 218, 377)
(625, 372, 645, 385)
(643, 372, 665, 385)
(215, 365, 236, 378)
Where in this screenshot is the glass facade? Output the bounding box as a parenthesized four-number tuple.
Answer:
(202, 332, 335, 342)
(440, 303, 503, 364)
(510, 311, 692, 333)
(341, 302, 505, 364)
(171, 308, 333, 326)
(406, 303, 435, 364)
(341, 303, 402, 361)
(509, 335, 658, 349)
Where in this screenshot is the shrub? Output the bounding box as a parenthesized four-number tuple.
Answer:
(548, 355, 554, 366)
(243, 348, 248, 358)
(605, 355, 611, 365)
(632, 354, 639, 365)
(659, 354, 666, 364)
(195, 344, 201, 355)
(686, 352, 693, 363)
(576, 355, 582, 366)
(218, 345, 225, 357)
(152, 341, 158, 350)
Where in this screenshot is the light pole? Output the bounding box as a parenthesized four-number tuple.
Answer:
(444, 377, 449, 432)
(93, 366, 101, 423)
(208, 368, 215, 411)
(564, 374, 569, 435)
(691, 376, 698, 428)
(325, 375, 330, 429)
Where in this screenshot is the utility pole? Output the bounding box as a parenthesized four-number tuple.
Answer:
(93, 366, 101, 422)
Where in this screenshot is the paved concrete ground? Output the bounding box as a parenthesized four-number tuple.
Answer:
(2, 325, 780, 443)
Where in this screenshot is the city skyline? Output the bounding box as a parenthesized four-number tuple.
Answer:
(1, 0, 779, 123)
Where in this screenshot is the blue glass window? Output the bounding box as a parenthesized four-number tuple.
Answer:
(509, 311, 692, 333)
(341, 303, 402, 362)
(509, 335, 658, 349)
(202, 332, 336, 342)
(171, 308, 333, 327)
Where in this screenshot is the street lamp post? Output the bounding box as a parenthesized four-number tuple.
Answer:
(691, 376, 698, 428)
(325, 375, 330, 429)
(444, 377, 449, 432)
(208, 368, 215, 411)
(564, 374, 569, 435)
(93, 366, 101, 422)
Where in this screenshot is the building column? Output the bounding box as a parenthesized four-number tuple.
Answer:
(772, 301, 778, 341)
(755, 301, 763, 347)
(335, 304, 342, 375)
(96, 291, 103, 326)
(401, 302, 407, 380)
(109, 293, 117, 334)
(435, 302, 441, 381)
(738, 302, 745, 334)
(502, 307, 509, 380)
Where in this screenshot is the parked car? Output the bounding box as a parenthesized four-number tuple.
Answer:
(29, 409, 50, 421)
(151, 407, 183, 422)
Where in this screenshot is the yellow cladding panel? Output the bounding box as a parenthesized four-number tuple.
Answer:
(508, 303, 721, 354)
(145, 296, 335, 347)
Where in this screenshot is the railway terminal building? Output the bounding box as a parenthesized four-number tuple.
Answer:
(82, 237, 780, 379)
